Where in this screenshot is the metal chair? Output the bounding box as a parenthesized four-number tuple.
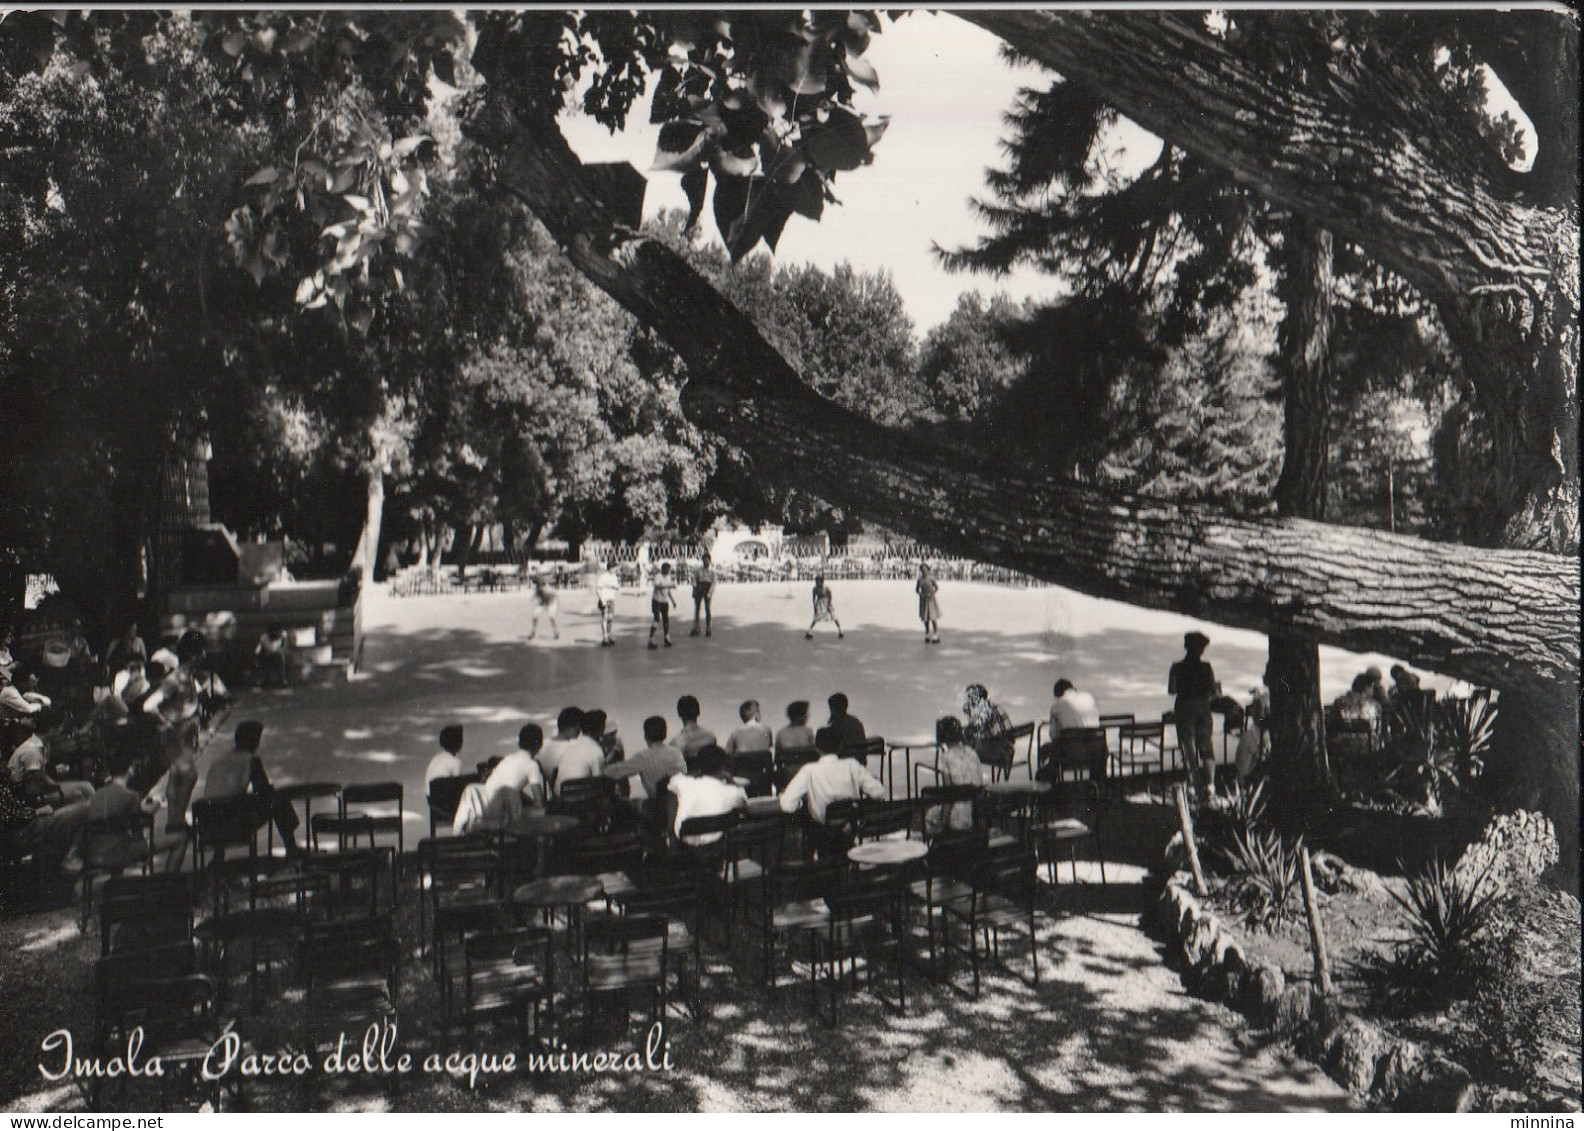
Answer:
(338, 782, 405, 901)
(424, 775, 476, 838)
(907, 827, 984, 977)
(1030, 780, 1107, 887)
(842, 737, 888, 788)
(806, 874, 906, 1021)
(942, 842, 1041, 997)
(1117, 721, 1168, 799)
(462, 927, 555, 1040)
(581, 913, 670, 1034)
(725, 750, 775, 798)
(299, 913, 400, 1052)
(99, 872, 192, 957)
(752, 857, 840, 993)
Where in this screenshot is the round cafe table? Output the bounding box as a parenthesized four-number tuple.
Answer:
(847, 839, 928, 867)
(506, 812, 580, 878)
(983, 779, 1052, 795)
(512, 874, 604, 955)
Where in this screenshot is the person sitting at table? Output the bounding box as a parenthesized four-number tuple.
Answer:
(927, 716, 986, 835)
(604, 716, 685, 806)
(815, 692, 866, 751)
(477, 725, 548, 826)
(1047, 679, 1100, 744)
(675, 695, 717, 762)
(725, 699, 773, 756)
(8, 709, 94, 807)
(76, 752, 149, 871)
(425, 725, 466, 790)
(536, 707, 604, 794)
(774, 700, 816, 756)
(779, 726, 885, 825)
(188, 720, 304, 858)
(0, 663, 51, 725)
(582, 709, 625, 764)
(668, 744, 746, 846)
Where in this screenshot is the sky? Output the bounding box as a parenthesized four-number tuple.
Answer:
(558, 12, 1159, 332)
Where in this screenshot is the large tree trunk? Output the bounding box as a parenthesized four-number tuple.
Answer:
(349, 465, 384, 582)
(962, 9, 1579, 555)
(1268, 219, 1335, 799)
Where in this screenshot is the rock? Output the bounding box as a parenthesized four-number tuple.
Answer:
(1454, 810, 1559, 896)
(1274, 984, 1312, 1032)
(1252, 964, 1286, 1024)
(1373, 1039, 1425, 1103)
(1398, 1054, 1475, 1111)
(1317, 1015, 1387, 1094)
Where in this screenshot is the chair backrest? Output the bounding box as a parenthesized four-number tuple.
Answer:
(559, 776, 613, 803)
(973, 843, 1038, 901)
(342, 781, 403, 809)
(100, 873, 193, 956)
(191, 794, 267, 850)
(566, 830, 644, 879)
(676, 810, 740, 845)
(725, 813, 787, 872)
(768, 856, 842, 905)
(841, 736, 886, 768)
(79, 813, 147, 870)
(1052, 727, 1109, 782)
(1118, 721, 1165, 745)
(822, 798, 865, 830)
(927, 827, 988, 880)
(1098, 713, 1135, 729)
(621, 879, 700, 922)
(583, 913, 667, 980)
(725, 751, 775, 797)
(426, 775, 477, 822)
(920, 784, 980, 807)
(775, 745, 819, 773)
(1006, 721, 1035, 744)
(95, 944, 207, 1038)
(854, 799, 914, 842)
(300, 913, 398, 985)
(824, 874, 894, 925)
(465, 927, 552, 1005)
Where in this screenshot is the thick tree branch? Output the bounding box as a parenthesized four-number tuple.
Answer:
(468, 97, 1578, 700)
(961, 10, 1579, 552)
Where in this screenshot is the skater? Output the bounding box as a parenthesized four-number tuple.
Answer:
(805, 573, 843, 639)
(916, 561, 941, 643)
(595, 559, 620, 646)
(526, 568, 560, 640)
(648, 562, 678, 649)
(690, 552, 716, 637)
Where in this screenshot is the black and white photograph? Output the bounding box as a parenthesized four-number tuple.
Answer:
(0, 4, 1577, 1116)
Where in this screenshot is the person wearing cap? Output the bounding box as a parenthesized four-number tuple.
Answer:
(1168, 631, 1218, 801)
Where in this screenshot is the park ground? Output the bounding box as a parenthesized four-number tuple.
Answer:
(0, 580, 1407, 1111)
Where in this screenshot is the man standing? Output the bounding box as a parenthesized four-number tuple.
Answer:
(595, 560, 620, 647)
(689, 552, 716, 638)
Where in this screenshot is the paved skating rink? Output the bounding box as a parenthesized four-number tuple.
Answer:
(230, 579, 1436, 839)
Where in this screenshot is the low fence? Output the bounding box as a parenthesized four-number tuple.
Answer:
(388, 551, 1048, 598)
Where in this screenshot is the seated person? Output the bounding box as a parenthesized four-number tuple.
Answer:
(104, 622, 148, 675)
(476, 725, 548, 826)
(188, 720, 303, 857)
(675, 695, 717, 761)
(774, 700, 816, 756)
(814, 692, 866, 752)
(255, 624, 292, 687)
(927, 716, 986, 835)
(778, 726, 885, 825)
(425, 725, 466, 790)
(0, 663, 51, 723)
(725, 699, 773, 756)
(536, 707, 604, 793)
(1047, 678, 1100, 743)
(79, 754, 149, 870)
(668, 744, 746, 846)
(605, 715, 686, 804)
(0, 768, 89, 875)
(7, 709, 94, 807)
(582, 709, 625, 764)
(142, 741, 199, 871)
(1329, 672, 1384, 742)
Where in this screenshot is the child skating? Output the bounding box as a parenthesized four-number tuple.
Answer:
(805, 574, 843, 639)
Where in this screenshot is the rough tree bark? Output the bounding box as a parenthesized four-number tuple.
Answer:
(963, 9, 1579, 555)
(1268, 218, 1335, 796)
(463, 101, 1577, 695)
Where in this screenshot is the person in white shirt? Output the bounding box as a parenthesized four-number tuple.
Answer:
(595, 561, 620, 647)
(668, 745, 745, 845)
(485, 724, 547, 809)
(0, 664, 50, 721)
(7, 711, 94, 804)
(725, 699, 773, 756)
(1048, 679, 1101, 742)
(778, 729, 886, 824)
(425, 725, 467, 789)
(536, 707, 604, 793)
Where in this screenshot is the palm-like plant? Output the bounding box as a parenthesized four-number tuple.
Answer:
(1387, 854, 1498, 984)
(1223, 828, 1303, 926)
(1437, 691, 1497, 785)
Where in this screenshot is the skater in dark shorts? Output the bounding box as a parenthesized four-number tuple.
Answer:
(690, 552, 716, 638)
(805, 574, 843, 639)
(648, 563, 678, 649)
(916, 561, 941, 643)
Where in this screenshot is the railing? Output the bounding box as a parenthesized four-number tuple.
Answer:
(388, 550, 1049, 597)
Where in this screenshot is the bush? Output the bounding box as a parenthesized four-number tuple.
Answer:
(1223, 827, 1303, 927)
(1387, 854, 1497, 986)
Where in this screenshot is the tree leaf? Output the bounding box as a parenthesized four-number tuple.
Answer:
(652, 120, 707, 172)
(803, 106, 870, 172)
(845, 51, 879, 91)
(243, 166, 280, 187)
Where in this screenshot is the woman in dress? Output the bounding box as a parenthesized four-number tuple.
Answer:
(915, 561, 941, 643)
(805, 574, 843, 639)
(647, 562, 678, 649)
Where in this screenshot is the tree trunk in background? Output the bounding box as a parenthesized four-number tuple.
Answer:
(963, 9, 1579, 555)
(350, 465, 384, 581)
(1268, 219, 1335, 806)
